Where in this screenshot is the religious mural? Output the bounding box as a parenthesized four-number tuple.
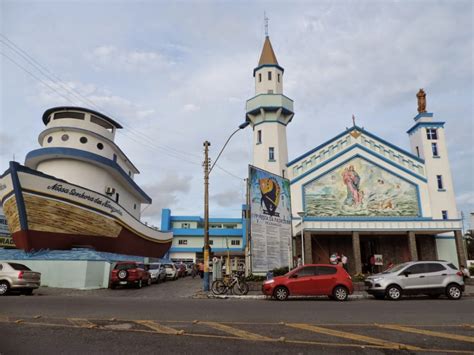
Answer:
(303, 157, 420, 217)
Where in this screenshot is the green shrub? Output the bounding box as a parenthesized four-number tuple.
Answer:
(245, 274, 266, 282)
(352, 272, 366, 282)
(271, 266, 289, 276)
(469, 266, 474, 275)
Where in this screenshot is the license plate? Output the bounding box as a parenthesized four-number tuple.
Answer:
(120, 281, 127, 285)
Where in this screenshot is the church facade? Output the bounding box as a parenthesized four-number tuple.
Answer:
(247, 36, 466, 274)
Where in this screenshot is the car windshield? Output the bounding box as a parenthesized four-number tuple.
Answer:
(8, 263, 31, 271)
(115, 263, 136, 270)
(382, 262, 409, 274)
(149, 264, 160, 270)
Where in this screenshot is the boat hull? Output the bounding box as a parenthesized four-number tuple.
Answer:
(0, 162, 172, 258)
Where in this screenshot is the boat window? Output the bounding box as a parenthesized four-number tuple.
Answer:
(61, 134, 69, 142)
(80, 137, 88, 144)
(47, 136, 53, 143)
(91, 115, 114, 132)
(97, 143, 104, 150)
(54, 112, 85, 120)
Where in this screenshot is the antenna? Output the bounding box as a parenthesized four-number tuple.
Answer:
(352, 114, 356, 127)
(264, 11, 269, 37)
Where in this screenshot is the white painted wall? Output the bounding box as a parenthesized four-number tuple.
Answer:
(435, 237, 459, 265)
(255, 67, 283, 94)
(409, 122, 458, 220)
(4, 260, 112, 289)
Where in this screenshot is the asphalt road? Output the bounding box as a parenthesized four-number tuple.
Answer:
(1, 277, 473, 354)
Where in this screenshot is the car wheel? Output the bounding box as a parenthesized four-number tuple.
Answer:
(273, 286, 289, 301)
(333, 286, 348, 301)
(137, 279, 143, 289)
(386, 285, 402, 301)
(446, 284, 462, 300)
(0, 281, 10, 296)
(428, 293, 441, 299)
(373, 294, 385, 300)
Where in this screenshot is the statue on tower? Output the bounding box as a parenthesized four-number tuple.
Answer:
(417, 89, 427, 113)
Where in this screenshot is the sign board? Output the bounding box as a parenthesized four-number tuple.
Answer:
(249, 165, 292, 273)
(374, 254, 383, 266)
(0, 235, 15, 248)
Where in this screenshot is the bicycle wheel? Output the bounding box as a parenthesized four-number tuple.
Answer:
(232, 281, 249, 295)
(211, 280, 227, 295)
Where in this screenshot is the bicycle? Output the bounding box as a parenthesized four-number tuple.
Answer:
(211, 272, 249, 295)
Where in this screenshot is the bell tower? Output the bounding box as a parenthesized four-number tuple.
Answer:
(245, 34, 294, 177)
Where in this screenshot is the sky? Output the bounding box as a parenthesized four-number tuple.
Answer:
(0, 0, 473, 229)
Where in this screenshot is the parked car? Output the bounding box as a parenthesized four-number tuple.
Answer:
(365, 260, 464, 300)
(175, 263, 187, 278)
(110, 261, 151, 289)
(0, 262, 41, 296)
(147, 263, 167, 284)
(163, 263, 178, 280)
(262, 264, 353, 301)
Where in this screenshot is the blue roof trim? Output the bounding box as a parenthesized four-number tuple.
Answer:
(25, 147, 152, 203)
(170, 216, 202, 222)
(407, 121, 445, 135)
(300, 154, 424, 218)
(287, 126, 424, 167)
(302, 217, 433, 222)
(290, 144, 427, 185)
(9, 162, 28, 230)
(253, 64, 285, 76)
(413, 112, 434, 122)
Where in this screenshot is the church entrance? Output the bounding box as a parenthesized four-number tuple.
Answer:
(360, 237, 378, 274)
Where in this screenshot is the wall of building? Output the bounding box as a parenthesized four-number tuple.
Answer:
(435, 236, 458, 265)
(3, 259, 112, 289)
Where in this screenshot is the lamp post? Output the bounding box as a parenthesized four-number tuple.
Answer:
(202, 121, 250, 291)
(297, 211, 305, 265)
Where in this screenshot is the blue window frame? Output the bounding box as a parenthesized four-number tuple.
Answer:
(269, 147, 275, 161)
(426, 128, 438, 140)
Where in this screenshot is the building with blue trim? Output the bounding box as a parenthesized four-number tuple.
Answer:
(160, 208, 246, 263)
(246, 36, 466, 273)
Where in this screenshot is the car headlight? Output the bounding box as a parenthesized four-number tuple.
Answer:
(264, 279, 275, 285)
(371, 277, 383, 283)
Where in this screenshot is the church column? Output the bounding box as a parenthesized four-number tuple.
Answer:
(408, 231, 418, 261)
(454, 230, 467, 267)
(303, 231, 313, 264)
(352, 232, 362, 274)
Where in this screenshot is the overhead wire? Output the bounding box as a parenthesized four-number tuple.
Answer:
(0, 34, 245, 181)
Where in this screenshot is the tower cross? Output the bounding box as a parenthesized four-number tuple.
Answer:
(264, 12, 269, 36)
(352, 114, 356, 127)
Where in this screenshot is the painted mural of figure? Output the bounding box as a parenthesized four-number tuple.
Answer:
(342, 165, 362, 206)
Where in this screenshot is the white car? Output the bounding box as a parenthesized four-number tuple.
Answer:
(163, 263, 178, 280)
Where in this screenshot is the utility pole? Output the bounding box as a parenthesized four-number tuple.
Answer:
(203, 141, 211, 291)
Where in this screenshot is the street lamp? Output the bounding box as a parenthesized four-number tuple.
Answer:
(202, 121, 250, 291)
(297, 211, 305, 265)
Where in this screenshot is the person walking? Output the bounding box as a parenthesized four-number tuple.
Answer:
(297, 254, 303, 267)
(341, 254, 348, 271)
(460, 265, 471, 281)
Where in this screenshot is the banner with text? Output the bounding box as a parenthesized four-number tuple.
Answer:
(249, 165, 291, 273)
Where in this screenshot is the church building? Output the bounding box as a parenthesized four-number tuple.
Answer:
(246, 35, 467, 274)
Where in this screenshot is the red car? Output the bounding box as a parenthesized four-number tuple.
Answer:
(262, 264, 353, 301)
(110, 261, 151, 289)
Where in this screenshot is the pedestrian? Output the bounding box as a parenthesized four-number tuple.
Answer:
(329, 252, 338, 265)
(460, 265, 471, 281)
(341, 254, 348, 271)
(297, 254, 303, 267)
(198, 261, 204, 279)
(369, 255, 375, 273)
(191, 263, 197, 279)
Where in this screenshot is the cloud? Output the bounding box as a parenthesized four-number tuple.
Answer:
(30, 80, 156, 124)
(182, 104, 200, 112)
(141, 172, 193, 221)
(85, 45, 175, 72)
(211, 189, 242, 208)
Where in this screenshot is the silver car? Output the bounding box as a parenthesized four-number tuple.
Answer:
(365, 260, 464, 300)
(0, 262, 41, 295)
(147, 263, 167, 284)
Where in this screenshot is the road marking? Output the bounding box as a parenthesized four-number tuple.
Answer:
(200, 321, 272, 341)
(286, 323, 422, 350)
(68, 318, 97, 329)
(135, 320, 182, 335)
(377, 324, 474, 344)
